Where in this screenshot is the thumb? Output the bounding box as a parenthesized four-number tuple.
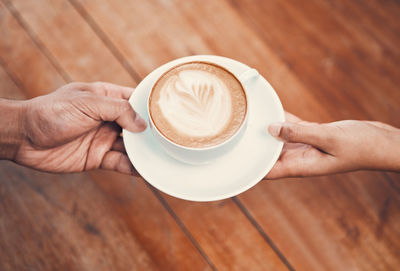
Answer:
(92, 95, 147, 132)
(268, 122, 331, 150)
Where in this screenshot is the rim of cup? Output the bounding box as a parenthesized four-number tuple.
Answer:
(147, 60, 249, 151)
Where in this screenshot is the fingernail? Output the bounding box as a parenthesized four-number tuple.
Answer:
(268, 123, 282, 137)
(134, 113, 147, 129)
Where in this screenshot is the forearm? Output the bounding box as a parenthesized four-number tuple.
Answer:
(372, 126, 400, 171)
(340, 121, 400, 172)
(0, 98, 27, 160)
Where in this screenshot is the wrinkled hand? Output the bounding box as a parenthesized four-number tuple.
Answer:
(266, 112, 400, 179)
(15, 82, 146, 174)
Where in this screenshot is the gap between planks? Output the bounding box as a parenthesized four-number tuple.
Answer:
(232, 197, 295, 271)
(68, 0, 142, 83)
(146, 182, 218, 271)
(3, 0, 72, 82)
(0, 56, 24, 91)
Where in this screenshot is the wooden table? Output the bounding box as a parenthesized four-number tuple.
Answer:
(1, 0, 399, 270)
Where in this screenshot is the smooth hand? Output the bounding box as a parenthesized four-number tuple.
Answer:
(12, 82, 146, 174)
(266, 112, 400, 179)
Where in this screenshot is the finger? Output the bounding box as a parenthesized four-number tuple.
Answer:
(92, 95, 147, 132)
(268, 122, 333, 151)
(284, 112, 303, 123)
(111, 137, 126, 153)
(265, 147, 335, 179)
(80, 82, 135, 100)
(85, 122, 120, 170)
(284, 112, 316, 126)
(101, 150, 139, 176)
(367, 121, 399, 132)
(265, 160, 286, 179)
(265, 145, 309, 179)
(281, 142, 307, 150)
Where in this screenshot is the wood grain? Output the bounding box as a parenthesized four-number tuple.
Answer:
(0, 163, 161, 271)
(239, 173, 400, 270)
(89, 172, 214, 271)
(6, 0, 292, 269)
(73, 0, 330, 122)
(0, 0, 399, 270)
(0, 63, 24, 100)
(0, 0, 65, 97)
(162, 193, 289, 271)
(0, 1, 213, 270)
(4, 0, 134, 85)
(232, 0, 400, 125)
(229, 1, 400, 269)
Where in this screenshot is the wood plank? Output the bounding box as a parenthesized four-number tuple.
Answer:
(0, 0, 65, 97)
(0, 63, 25, 100)
(72, 0, 330, 122)
(239, 173, 400, 270)
(229, 0, 400, 270)
(0, 162, 160, 271)
(162, 193, 290, 271)
(3, 0, 134, 86)
(89, 172, 214, 271)
(74, 0, 400, 270)
(231, 0, 400, 125)
(0, 1, 213, 270)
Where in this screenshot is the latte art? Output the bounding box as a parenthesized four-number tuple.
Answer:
(159, 70, 232, 137)
(149, 62, 247, 148)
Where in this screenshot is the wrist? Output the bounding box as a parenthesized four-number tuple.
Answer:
(0, 98, 27, 161)
(364, 124, 400, 172)
(378, 128, 400, 171)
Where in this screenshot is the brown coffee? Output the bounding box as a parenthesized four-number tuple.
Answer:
(149, 61, 247, 148)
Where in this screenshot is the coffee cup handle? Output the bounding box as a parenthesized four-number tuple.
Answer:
(238, 68, 259, 85)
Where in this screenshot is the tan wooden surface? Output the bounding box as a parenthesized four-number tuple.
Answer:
(0, 0, 399, 270)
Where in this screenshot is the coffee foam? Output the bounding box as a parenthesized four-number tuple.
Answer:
(158, 70, 232, 137)
(150, 62, 247, 148)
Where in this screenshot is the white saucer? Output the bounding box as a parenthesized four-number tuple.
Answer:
(123, 55, 285, 202)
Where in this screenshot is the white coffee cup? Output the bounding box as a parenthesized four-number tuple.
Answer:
(147, 63, 259, 165)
